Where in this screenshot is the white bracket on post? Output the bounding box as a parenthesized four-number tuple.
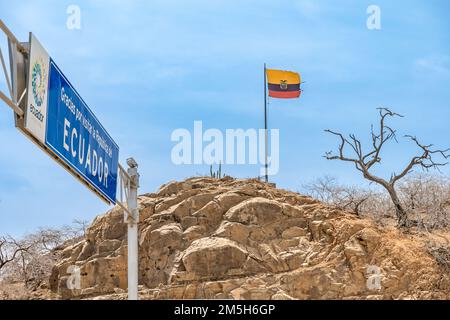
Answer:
(0, 20, 27, 118)
(117, 158, 140, 300)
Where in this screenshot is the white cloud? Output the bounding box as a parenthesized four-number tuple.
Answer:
(415, 54, 450, 75)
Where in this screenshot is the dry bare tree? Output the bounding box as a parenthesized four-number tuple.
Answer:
(72, 219, 89, 238)
(324, 108, 450, 227)
(0, 236, 30, 271)
(1, 221, 88, 288)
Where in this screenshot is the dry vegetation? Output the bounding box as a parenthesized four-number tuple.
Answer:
(0, 220, 87, 299)
(302, 173, 450, 230)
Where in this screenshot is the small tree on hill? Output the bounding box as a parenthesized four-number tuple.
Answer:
(0, 236, 30, 272)
(324, 108, 450, 227)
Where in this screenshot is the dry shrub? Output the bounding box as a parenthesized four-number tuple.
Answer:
(426, 240, 450, 270)
(0, 220, 88, 291)
(303, 173, 450, 230)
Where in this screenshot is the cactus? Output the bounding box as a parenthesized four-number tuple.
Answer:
(209, 162, 223, 179)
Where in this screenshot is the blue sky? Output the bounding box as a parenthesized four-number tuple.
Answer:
(0, 0, 449, 236)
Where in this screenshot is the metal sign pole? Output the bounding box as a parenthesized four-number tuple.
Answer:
(126, 158, 139, 300)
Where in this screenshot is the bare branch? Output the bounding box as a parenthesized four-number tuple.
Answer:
(324, 129, 360, 164)
(390, 135, 450, 184)
(0, 236, 31, 270)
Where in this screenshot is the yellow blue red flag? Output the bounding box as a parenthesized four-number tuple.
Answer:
(266, 69, 301, 98)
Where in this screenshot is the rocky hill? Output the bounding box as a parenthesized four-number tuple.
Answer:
(49, 177, 450, 300)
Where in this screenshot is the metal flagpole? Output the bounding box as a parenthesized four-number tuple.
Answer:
(264, 63, 268, 182)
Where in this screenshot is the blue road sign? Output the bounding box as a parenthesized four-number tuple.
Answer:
(24, 34, 119, 204)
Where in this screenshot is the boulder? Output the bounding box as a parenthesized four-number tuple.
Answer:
(182, 237, 248, 277)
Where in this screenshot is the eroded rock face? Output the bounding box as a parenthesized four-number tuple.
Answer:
(182, 237, 248, 276)
(50, 177, 450, 300)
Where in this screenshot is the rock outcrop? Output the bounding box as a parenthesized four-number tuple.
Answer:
(50, 177, 450, 299)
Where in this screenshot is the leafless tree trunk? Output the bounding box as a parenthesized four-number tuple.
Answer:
(325, 108, 450, 227)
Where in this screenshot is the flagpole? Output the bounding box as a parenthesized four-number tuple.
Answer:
(264, 63, 268, 183)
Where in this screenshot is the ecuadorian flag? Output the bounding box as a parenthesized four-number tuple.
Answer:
(266, 69, 301, 99)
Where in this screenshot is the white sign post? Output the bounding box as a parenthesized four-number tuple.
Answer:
(0, 20, 140, 301)
(117, 159, 140, 300)
(126, 158, 139, 300)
